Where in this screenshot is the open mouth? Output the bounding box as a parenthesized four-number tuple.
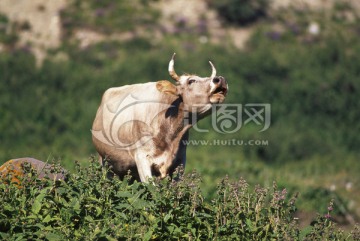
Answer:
(212, 86, 228, 96)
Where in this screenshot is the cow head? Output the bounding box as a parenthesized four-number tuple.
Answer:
(156, 53, 228, 116)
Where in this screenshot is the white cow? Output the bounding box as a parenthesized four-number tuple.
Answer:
(92, 54, 228, 182)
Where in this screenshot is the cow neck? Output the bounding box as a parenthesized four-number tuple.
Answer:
(165, 97, 192, 140)
(152, 97, 190, 158)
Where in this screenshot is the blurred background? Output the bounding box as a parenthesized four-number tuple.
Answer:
(0, 0, 359, 228)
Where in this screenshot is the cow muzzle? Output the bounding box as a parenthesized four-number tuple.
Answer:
(210, 76, 228, 103)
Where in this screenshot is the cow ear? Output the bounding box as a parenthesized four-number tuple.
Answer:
(156, 80, 179, 96)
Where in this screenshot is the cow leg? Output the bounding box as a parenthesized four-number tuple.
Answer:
(177, 130, 188, 169)
(98, 154, 103, 165)
(134, 153, 152, 182)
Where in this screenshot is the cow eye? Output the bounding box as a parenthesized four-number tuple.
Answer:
(188, 79, 196, 85)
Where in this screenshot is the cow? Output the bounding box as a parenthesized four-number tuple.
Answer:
(91, 53, 228, 182)
(0, 157, 67, 186)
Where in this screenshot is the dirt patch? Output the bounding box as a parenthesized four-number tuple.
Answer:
(153, 0, 253, 48)
(0, 0, 67, 66)
(1, 0, 359, 65)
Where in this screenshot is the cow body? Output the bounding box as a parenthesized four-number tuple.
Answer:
(92, 82, 190, 180)
(92, 54, 228, 182)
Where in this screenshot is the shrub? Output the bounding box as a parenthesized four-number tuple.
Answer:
(1, 0, 360, 225)
(0, 158, 358, 240)
(0, 14, 18, 46)
(208, 0, 270, 25)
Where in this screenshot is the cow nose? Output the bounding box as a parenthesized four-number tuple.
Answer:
(211, 76, 228, 96)
(212, 77, 222, 85)
(213, 76, 227, 87)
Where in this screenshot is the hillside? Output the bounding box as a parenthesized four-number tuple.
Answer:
(1, 0, 360, 231)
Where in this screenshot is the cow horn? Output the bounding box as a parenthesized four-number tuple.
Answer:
(168, 53, 180, 82)
(209, 61, 216, 79)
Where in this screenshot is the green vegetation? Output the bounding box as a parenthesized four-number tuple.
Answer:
(61, 0, 159, 35)
(0, 14, 18, 46)
(1, 160, 359, 240)
(0, 0, 359, 235)
(208, 0, 269, 25)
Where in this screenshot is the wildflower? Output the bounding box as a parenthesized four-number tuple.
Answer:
(287, 23, 300, 35)
(175, 16, 188, 28)
(308, 22, 320, 35)
(327, 199, 334, 212)
(345, 182, 353, 191)
(280, 188, 287, 200)
(199, 36, 208, 44)
(266, 31, 281, 40)
(197, 19, 208, 34)
(95, 8, 106, 17)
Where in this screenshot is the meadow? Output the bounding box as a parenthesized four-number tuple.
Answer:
(1, 0, 360, 238)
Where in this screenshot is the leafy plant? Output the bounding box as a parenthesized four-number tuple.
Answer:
(0, 158, 358, 240)
(0, 0, 359, 229)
